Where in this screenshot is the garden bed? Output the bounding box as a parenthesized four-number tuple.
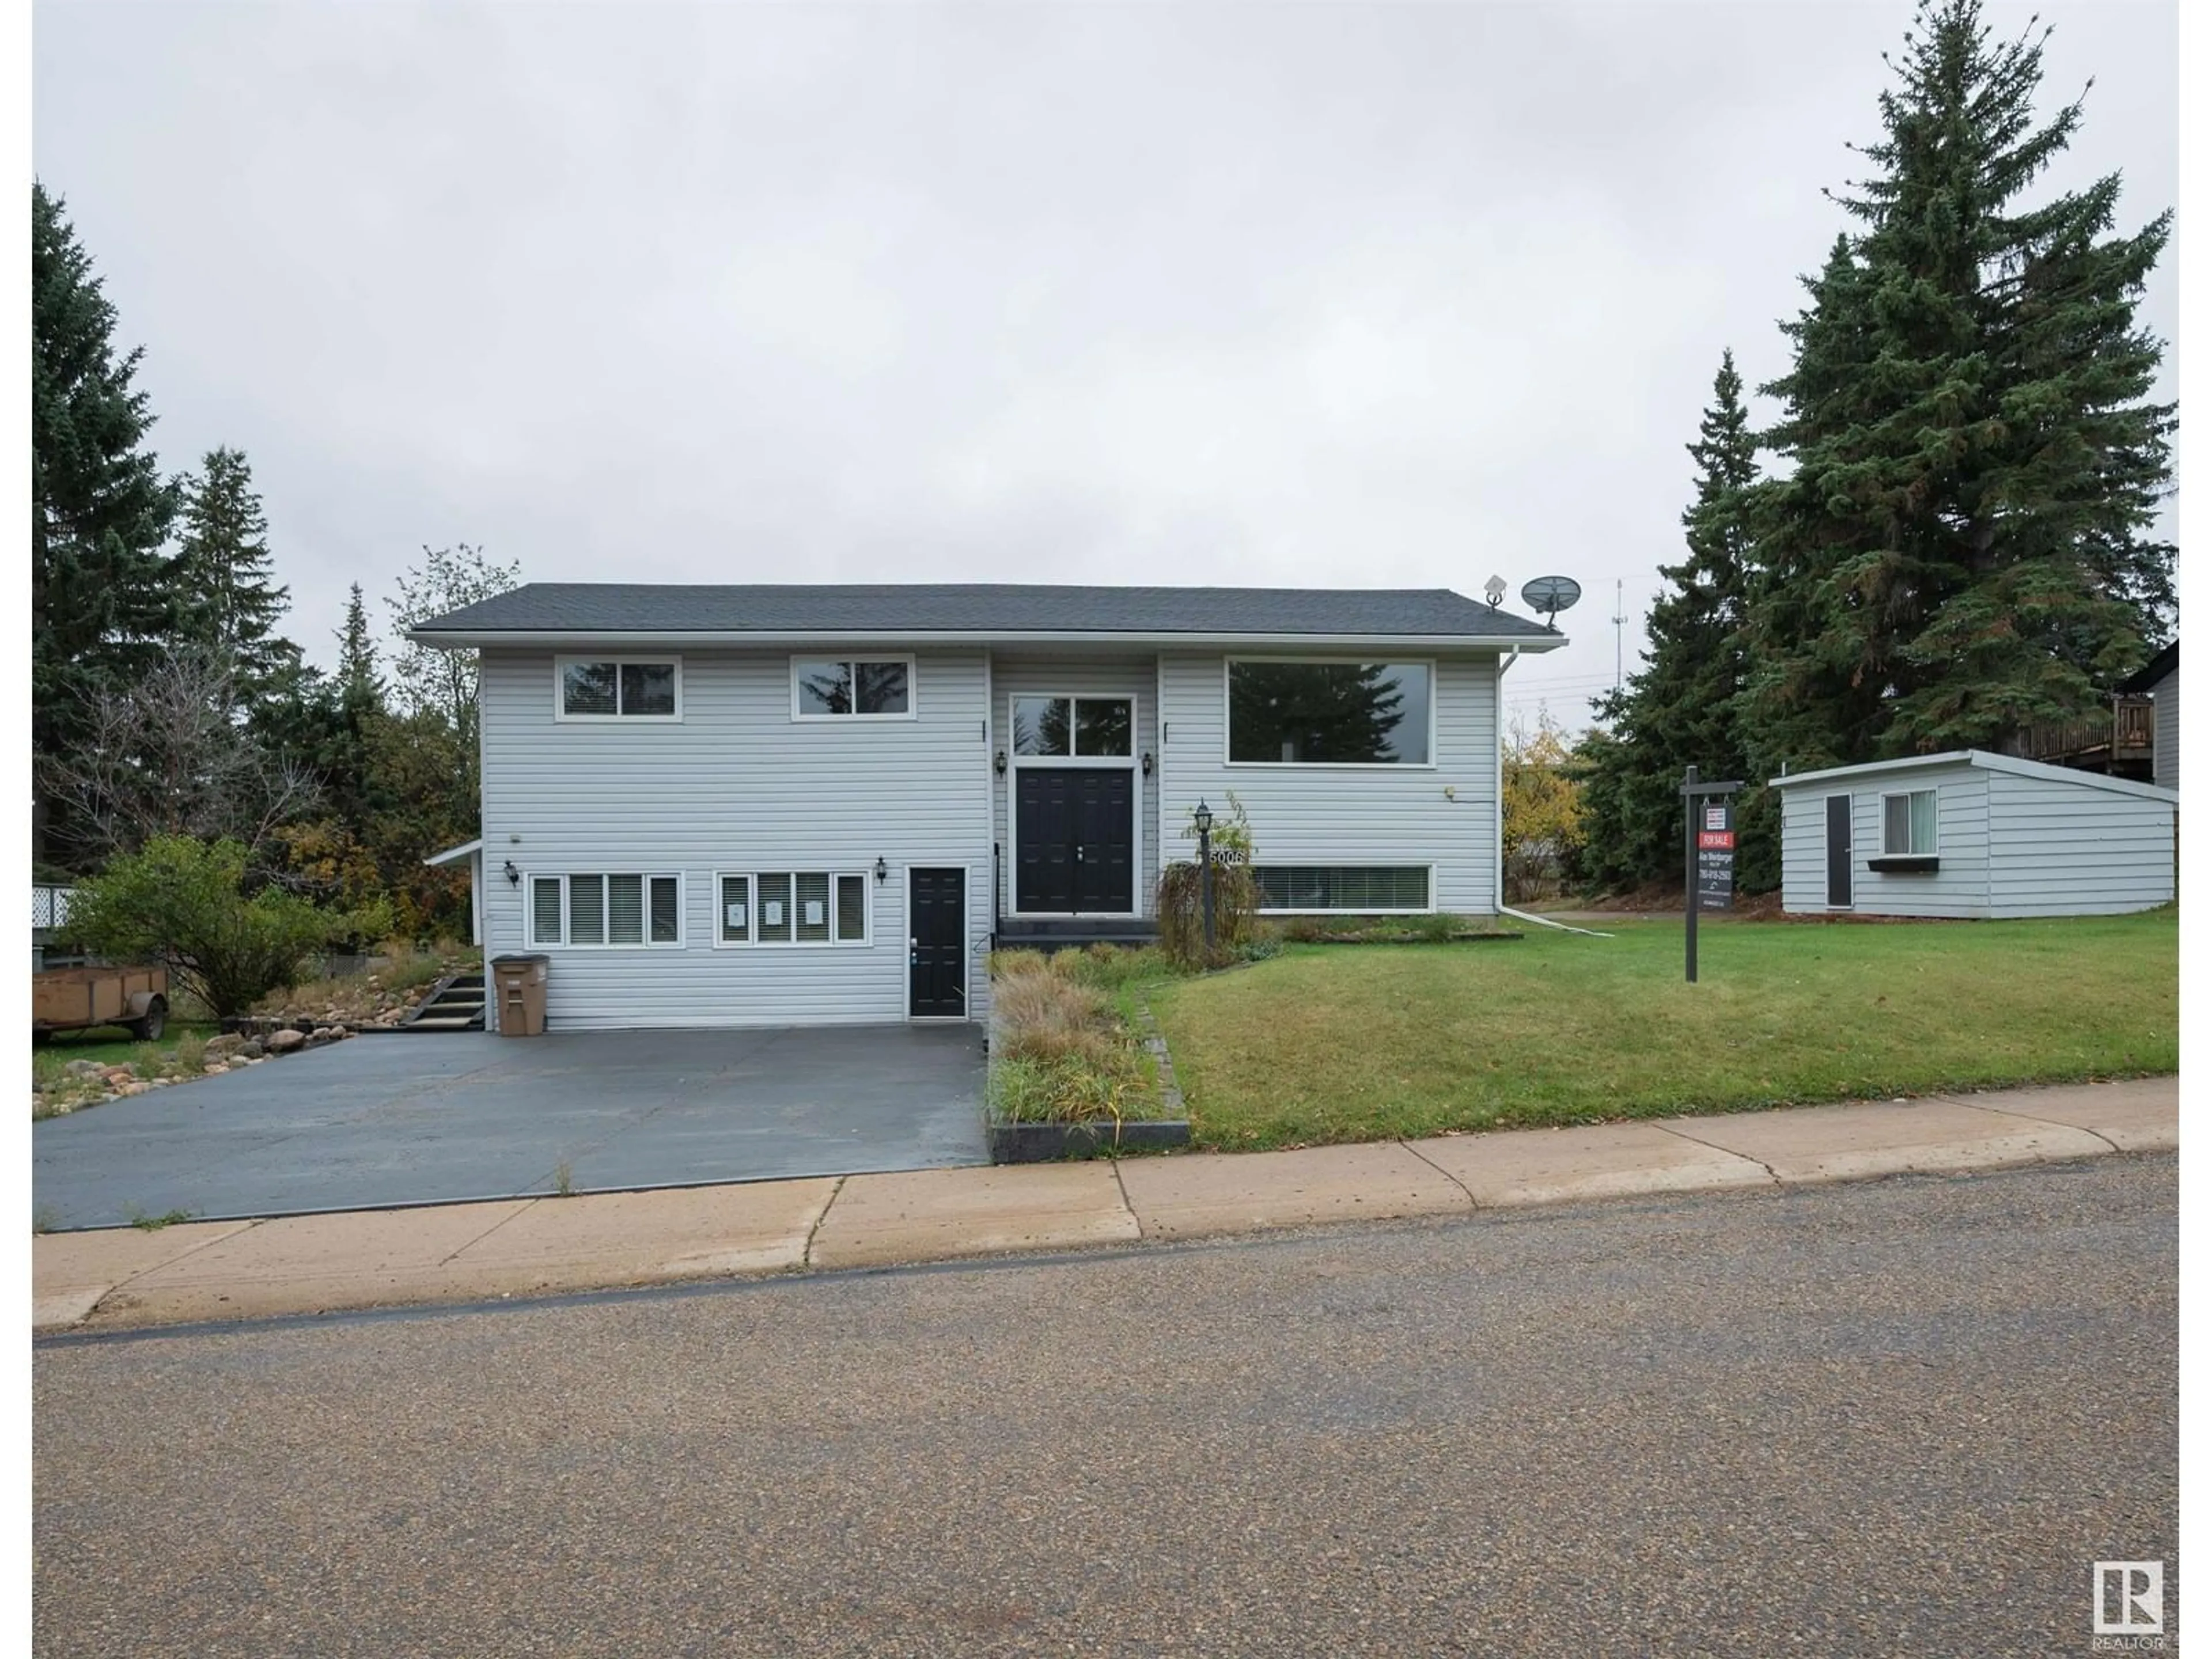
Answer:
(984, 945, 1189, 1162)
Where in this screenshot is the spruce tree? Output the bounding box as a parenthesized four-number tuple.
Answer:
(32, 182, 181, 793)
(1745, 0, 2173, 765)
(176, 445, 301, 711)
(336, 582, 381, 702)
(1582, 351, 1767, 890)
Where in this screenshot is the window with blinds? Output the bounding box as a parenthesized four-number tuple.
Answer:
(528, 874, 681, 945)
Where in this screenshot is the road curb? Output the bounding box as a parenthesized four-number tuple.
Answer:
(33, 1077, 2177, 1334)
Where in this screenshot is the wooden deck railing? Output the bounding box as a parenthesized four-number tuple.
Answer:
(2003, 696, 2155, 765)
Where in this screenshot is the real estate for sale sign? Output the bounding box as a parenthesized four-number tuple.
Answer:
(1696, 801, 1734, 911)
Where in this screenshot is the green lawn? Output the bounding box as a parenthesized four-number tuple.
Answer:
(1150, 912, 2178, 1150)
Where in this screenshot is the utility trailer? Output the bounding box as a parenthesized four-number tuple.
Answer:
(32, 965, 170, 1043)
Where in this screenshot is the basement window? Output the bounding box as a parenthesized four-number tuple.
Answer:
(1251, 865, 1433, 912)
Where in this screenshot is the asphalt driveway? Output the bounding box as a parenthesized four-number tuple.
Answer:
(32, 1025, 988, 1232)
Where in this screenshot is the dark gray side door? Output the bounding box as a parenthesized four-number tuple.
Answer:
(1825, 795, 1853, 908)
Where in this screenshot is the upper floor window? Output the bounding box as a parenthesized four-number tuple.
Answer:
(1226, 660, 1432, 765)
(793, 657, 914, 719)
(558, 657, 681, 721)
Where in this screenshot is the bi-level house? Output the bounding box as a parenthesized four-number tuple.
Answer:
(411, 584, 1565, 1030)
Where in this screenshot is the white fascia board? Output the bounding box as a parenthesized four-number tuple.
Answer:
(408, 628, 1571, 653)
(1776, 748, 2178, 803)
(423, 838, 484, 867)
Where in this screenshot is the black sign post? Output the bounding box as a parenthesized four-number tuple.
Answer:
(1681, 766, 1744, 984)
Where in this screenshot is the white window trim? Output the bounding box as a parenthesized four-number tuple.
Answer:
(1879, 789, 1938, 856)
(790, 655, 919, 723)
(526, 872, 687, 948)
(717, 868, 873, 947)
(1005, 691, 1139, 766)
(1249, 862, 1438, 915)
(552, 656, 685, 723)
(1220, 656, 1440, 770)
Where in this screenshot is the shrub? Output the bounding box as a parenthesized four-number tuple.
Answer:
(66, 835, 393, 1018)
(1157, 794, 1261, 969)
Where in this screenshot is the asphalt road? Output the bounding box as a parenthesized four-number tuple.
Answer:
(35, 1156, 2176, 1657)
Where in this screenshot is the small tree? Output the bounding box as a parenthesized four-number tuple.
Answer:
(1502, 713, 1586, 904)
(65, 836, 391, 1018)
(1156, 794, 1259, 968)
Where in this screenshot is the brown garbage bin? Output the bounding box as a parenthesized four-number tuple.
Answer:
(491, 953, 550, 1037)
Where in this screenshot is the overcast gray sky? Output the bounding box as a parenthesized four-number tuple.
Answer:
(33, 0, 2178, 730)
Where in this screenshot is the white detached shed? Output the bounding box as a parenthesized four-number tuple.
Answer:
(1777, 750, 2177, 919)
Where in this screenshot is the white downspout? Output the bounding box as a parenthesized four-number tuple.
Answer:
(1491, 645, 1614, 939)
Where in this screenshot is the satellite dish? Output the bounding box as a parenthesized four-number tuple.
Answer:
(1520, 575, 1582, 628)
(1483, 575, 1507, 608)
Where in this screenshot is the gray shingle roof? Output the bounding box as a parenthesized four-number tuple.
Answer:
(412, 583, 1561, 640)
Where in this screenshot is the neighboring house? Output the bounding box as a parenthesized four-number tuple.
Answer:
(1775, 749, 2177, 920)
(410, 583, 1565, 1030)
(2119, 639, 2179, 794)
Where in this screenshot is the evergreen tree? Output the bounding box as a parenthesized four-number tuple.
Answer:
(1581, 351, 1771, 891)
(1744, 0, 2173, 766)
(336, 582, 381, 702)
(32, 181, 181, 810)
(175, 446, 301, 711)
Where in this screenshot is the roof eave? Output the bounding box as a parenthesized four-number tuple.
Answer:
(407, 627, 1569, 653)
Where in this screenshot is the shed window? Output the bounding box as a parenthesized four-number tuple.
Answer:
(1881, 790, 1937, 856)
(558, 658, 680, 719)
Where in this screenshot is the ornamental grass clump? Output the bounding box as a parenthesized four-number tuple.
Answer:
(988, 950, 1151, 1123)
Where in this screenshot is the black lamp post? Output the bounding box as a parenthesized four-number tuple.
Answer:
(1192, 799, 1216, 955)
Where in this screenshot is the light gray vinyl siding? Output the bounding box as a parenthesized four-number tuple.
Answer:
(479, 647, 993, 1028)
(1779, 762, 1990, 917)
(1156, 652, 1500, 914)
(1778, 787, 1833, 914)
(2151, 665, 2178, 792)
(989, 654, 1157, 916)
(1985, 769, 2175, 916)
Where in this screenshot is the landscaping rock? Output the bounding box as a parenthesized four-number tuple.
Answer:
(240, 1039, 264, 1059)
(63, 1059, 104, 1079)
(203, 1033, 245, 1059)
(102, 1067, 137, 1086)
(266, 1029, 306, 1055)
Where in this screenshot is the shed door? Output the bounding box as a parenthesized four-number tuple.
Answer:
(1825, 795, 1853, 908)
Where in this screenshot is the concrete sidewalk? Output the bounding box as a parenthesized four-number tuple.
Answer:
(33, 1078, 2177, 1333)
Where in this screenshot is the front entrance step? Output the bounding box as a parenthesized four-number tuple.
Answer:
(993, 917, 1160, 953)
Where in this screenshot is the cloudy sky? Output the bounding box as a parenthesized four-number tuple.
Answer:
(34, 0, 2177, 730)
